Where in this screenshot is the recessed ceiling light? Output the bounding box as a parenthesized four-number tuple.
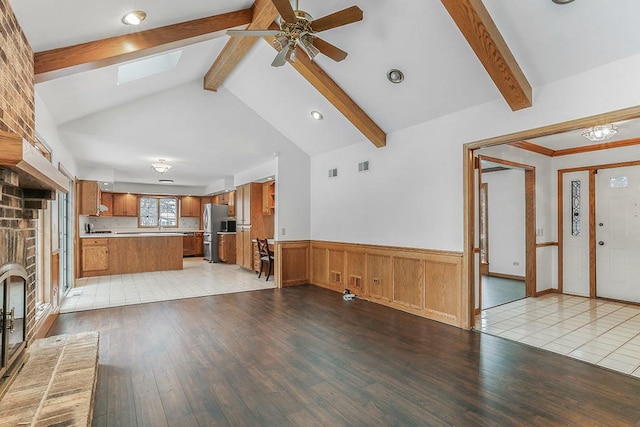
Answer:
(387, 69, 404, 84)
(159, 179, 174, 184)
(310, 110, 323, 120)
(123, 10, 147, 25)
(103, 182, 109, 185)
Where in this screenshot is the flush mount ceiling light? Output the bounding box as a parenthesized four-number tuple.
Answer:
(151, 159, 172, 174)
(310, 110, 324, 120)
(581, 124, 618, 142)
(159, 179, 174, 183)
(123, 10, 147, 25)
(387, 69, 404, 84)
(552, 0, 575, 4)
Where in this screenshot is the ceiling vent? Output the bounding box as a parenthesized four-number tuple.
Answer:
(358, 160, 370, 172)
(328, 168, 338, 178)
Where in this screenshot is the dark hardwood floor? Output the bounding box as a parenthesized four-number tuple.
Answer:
(48, 285, 640, 426)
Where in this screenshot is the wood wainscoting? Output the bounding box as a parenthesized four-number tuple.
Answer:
(275, 241, 310, 287)
(306, 241, 463, 327)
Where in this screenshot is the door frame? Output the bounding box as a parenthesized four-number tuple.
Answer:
(558, 160, 640, 299)
(463, 105, 640, 330)
(476, 155, 536, 314)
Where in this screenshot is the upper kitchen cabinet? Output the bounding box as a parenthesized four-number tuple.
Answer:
(228, 191, 235, 217)
(100, 192, 113, 217)
(78, 180, 101, 216)
(181, 196, 201, 217)
(112, 193, 138, 217)
(262, 181, 275, 215)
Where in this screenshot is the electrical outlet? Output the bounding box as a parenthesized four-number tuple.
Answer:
(281, 227, 286, 236)
(372, 277, 381, 285)
(513, 261, 520, 266)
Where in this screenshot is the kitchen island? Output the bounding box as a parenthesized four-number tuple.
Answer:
(80, 233, 183, 277)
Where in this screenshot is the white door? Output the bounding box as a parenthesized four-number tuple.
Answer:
(596, 166, 640, 302)
(562, 171, 590, 296)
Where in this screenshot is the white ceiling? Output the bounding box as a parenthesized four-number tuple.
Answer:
(10, 0, 640, 189)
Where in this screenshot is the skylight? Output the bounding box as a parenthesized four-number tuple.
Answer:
(117, 51, 182, 85)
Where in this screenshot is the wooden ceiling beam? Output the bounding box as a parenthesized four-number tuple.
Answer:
(34, 8, 253, 83)
(264, 36, 386, 147)
(441, 0, 532, 111)
(204, 0, 278, 91)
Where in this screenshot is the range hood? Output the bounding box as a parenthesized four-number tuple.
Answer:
(0, 130, 68, 194)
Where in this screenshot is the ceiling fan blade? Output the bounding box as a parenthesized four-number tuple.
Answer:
(313, 37, 348, 62)
(271, 44, 291, 67)
(311, 6, 363, 33)
(226, 29, 282, 37)
(271, 0, 297, 23)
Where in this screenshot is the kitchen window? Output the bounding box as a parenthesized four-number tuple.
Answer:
(139, 196, 178, 227)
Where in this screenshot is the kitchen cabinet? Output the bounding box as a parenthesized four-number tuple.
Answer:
(181, 196, 201, 217)
(79, 236, 183, 277)
(100, 192, 113, 217)
(218, 233, 236, 263)
(262, 181, 275, 215)
(194, 232, 204, 257)
(183, 234, 195, 257)
(212, 192, 229, 205)
(253, 241, 261, 273)
(228, 191, 235, 217)
(79, 180, 101, 216)
(236, 226, 253, 269)
(81, 238, 109, 273)
(234, 183, 274, 271)
(113, 193, 138, 217)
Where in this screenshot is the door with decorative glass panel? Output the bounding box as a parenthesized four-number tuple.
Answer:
(595, 166, 640, 302)
(562, 171, 590, 297)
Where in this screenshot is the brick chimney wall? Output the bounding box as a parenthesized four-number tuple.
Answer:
(0, 0, 38, 343)
(0, 0, 35, 143)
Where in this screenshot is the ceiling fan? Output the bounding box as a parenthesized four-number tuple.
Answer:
(226, 0, 363, 67)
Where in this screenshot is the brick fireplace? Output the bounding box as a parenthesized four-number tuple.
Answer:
(0, 0, 58, 396)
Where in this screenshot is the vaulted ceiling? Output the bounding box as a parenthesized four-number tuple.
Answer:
(9, 0, 640, 189)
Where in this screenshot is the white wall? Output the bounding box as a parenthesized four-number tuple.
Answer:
(310, 52, 640, 252)
(482, 169, 525, 276)
(35, 92, 78, 177)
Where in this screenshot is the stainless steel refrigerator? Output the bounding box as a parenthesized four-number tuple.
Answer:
(203, 203, 231, 262)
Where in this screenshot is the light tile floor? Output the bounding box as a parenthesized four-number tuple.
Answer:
(60, 258, 275, 313)
(478, 294, 640, 378)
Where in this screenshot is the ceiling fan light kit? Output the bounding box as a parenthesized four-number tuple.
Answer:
(581, 124, 618, 142)
(226, 1, 362, 67)
(122, 10, 147, 26)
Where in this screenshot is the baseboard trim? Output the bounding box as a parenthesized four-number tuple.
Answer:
(535, 288, 558, 297)
(487, 272, 526, 281)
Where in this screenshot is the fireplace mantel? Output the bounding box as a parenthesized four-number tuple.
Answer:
(0, 130, 68, 195)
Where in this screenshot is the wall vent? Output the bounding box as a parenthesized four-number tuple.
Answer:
(358, 160, 370, 172)
(328, 168, 338, 178)
(330, 271, 342, 283)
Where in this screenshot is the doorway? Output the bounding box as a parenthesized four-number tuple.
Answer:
(476, 155, 536, 313)
(560, 163, 640, 302)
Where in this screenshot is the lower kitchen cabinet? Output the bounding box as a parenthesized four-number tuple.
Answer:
(194, 232, 204, 257)
(183, 234, 195, 257)
(80, 236, 183, 277)
(218, 233, 236, 263)
(81, 239, 109, 272)
(236, 226, 253, 270)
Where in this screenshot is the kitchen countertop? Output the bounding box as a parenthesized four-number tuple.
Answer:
(80, 231, 199, 238)
(217, 232, 237, 235)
